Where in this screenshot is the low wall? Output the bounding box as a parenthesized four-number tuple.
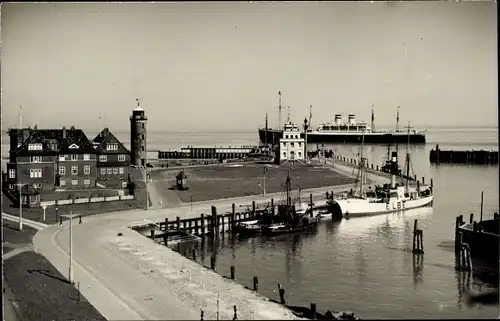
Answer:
(40, 195, 135, 207)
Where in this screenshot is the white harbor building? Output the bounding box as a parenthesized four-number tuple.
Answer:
(277, 121, 305, 162)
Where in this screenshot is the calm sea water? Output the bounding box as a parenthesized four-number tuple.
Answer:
(2, 127, 498, 318)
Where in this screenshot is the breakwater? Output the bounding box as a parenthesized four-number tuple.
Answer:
(430, 145, 498, 165)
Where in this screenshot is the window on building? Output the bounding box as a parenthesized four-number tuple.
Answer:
(8, 184, 14, 190)
(282, 143, 287, 148)
(141, 146, 145, 151)
(119, 167, 124, 174)
(34, 183, 43, 189)
(298, 142, 302, 147)
(106, 144, 118, 151)
(29, 168, 42, 178)
(283, 152, 287, 158)
(28, 143, 43, 151)
(99, 155, 107, 162)
(72, 179, 78, 186)
(113, 167, 118, 175)
(118, 154, 126, 162)
(60, 179, 66, 186)
(71, 166, 78, 175)
(59, 166, 66, 176)
(298, 152, 302, 158)
(8, 169, 15, 178)
(84, 179, 91, 186)
(71, 154, 78, 161)
(291, 142, 295, 147)
(84, 165, 91, 175)
(30, 195, 38, 204)
(285, 135, 289, 139)
(30, 156, 42, 163)
(107, 168, 112, 175)
(83, 154, 91, 161)
(122, 182, 128, 188)
(141, 134, 145, 140)
(59, 155, 66, 161)
(142, 123, 145, 129)
(100, 168, 106, 175)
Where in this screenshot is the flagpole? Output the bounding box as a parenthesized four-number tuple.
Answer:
(263, 166, 266, 196)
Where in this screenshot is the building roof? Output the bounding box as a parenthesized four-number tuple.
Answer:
(92, 127, 131, 154)
(10, 127, 96, 156)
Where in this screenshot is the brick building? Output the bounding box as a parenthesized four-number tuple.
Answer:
(4, 126, 129, 205)
(92, 128, 131, 189)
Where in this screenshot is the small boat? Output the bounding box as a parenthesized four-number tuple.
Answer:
(235, 220, 263, 235)
(327, 122, 434, 218)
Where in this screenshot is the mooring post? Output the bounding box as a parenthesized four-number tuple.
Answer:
(210, 256, 216, 270)
(472, 221, 477, 232)
(230, 265, 235, 280)
(182, 220, 187, 231)
(414, 174, 417, 181)
(192, 249, 197, 261)
(211, 206, 218, 236)
(165, 218, 169, 231)
(200, 310, 204, 321)
(188, 220, 193, 233)
(253, 276, 259, 291)
(163, 235, 168, 246)
(430, 178, 434, 189)
(311, 303, 317, 320)
(309, 193, 313, 217)
(200, 214, 205, 236)
(271, 198, 275, 215)
(231, 203, 236, 231)
(278, 283, 286, 304)
(194, 219, 199, 235)
(233, 305, 238, 320)
(469, 213, 474, 224)
(252, 201, 256, 218)
(176, 216, 181, 231)
(77, 282, 80, 301)
(150, 229, 155, 238)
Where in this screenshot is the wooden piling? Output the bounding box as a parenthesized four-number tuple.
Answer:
(176, 216, 181, 230)
(311, 303, 317, 320)
(422, 177, 425, 185)
(230, 265, 235, 280)
(221, 215, 225, 233)
(194, 219, 199, 235)
(430, 178, 434, 189)
(188, 220, 193, 233)
(200, 214, 205, 236)
(231, 203, 236, 231)
(469, 213, 474, 224)
(192, 249, 197, 261)
(150, 229, 154, 238)
(271, 198, 275, 215)
(163, 235, 168, 245)
(253, 276, 259, 291)
(252, 201, 256, 218)
(211, 206, 217, 235)
(182, 220, 187, 230)
(164, 218, 169, 231)
(278, 283, 286, 304)
(210, 256, 216, 270)
(309, 193, 313, 217)
(412, 220, 424, 254)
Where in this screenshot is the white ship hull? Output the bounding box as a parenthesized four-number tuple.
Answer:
(332, 194, 434, 217)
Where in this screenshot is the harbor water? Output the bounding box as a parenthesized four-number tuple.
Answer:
(2, 127, 498, 318)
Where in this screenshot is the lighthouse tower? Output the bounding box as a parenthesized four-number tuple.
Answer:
(130, 99, 147, 167)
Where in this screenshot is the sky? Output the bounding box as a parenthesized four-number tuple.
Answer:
(1, 1, 497, 131)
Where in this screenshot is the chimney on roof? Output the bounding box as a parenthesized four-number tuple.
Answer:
(62, 126, 67, 139)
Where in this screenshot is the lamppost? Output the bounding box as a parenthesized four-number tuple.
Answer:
(14, 183, 29, 231)
(68, 210, 74, 284)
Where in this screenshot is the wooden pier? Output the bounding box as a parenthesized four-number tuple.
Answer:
(430, 145, 498, 165)
(454, 212, 499, 269)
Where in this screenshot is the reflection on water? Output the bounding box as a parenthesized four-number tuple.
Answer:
(175, 206, 498, 319)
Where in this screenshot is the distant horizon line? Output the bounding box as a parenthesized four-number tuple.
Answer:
(2, 124, 498, 134)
